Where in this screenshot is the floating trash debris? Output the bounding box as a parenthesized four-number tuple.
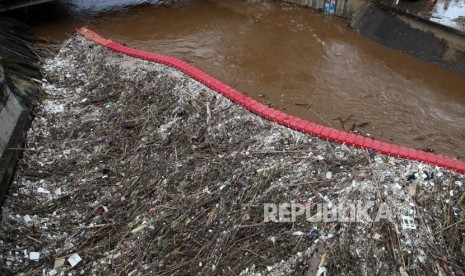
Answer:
(29, 252, 40, 261)
(54, 257, 66, 269)
(68, 253, 82, 268)
(23, 214, 31, 223)
(325, 171, 332, 180)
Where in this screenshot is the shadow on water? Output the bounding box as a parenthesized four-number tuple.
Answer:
(2, 0, 192, 24)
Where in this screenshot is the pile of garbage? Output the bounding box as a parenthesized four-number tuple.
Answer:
(0, 35, 464, 275)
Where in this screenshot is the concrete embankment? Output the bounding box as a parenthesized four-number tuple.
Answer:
(0, 17, 39, 203)
(351, 2, 465, 76)
(0, 66, 30, 202)
(284, 0, 465, 76)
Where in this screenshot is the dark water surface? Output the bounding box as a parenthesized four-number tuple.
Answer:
(33, 0, 465, 159)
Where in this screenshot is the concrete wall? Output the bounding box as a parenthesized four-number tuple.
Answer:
(0, 18, 40, 203)
(351, 3, 465, 76)
(283, 0, 364, 18)
(0, 65, 30, 203)
(0, 68, 23, 156)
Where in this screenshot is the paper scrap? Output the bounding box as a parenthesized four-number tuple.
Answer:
(54, 257, 66, 268)
(29, 252, 40, 261)
(68, 253, 82, 267)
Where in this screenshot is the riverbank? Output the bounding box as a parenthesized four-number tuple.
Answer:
(0, 32, 463, 275)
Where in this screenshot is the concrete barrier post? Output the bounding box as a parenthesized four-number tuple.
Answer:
(0, 65, 30, 203)
(0, 65, 6, 110)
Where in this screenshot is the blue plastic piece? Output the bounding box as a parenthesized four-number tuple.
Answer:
(324, 0, 337, 15)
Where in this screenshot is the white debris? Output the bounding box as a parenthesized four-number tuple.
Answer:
(29, 252, 40, 261)
(68, 253, 82, 267)
(325, 171, 332, 180)
(37, 187, 50, 194)
(399, 267, 409, 276)
(23, 215, 32, 223)
(54, 257, 66, 269)
(316, 266, 327, 276)
(269, 236, 277, 245)
(43, 101, 65, 114)
(401, 216, 416, 230)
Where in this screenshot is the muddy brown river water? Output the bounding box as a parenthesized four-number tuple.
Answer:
(33, 0, 465, 159)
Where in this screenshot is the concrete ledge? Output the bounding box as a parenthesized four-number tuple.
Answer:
(0, 66, 30, 204)
(0, 17, 40, 204)
(0, 109, 29, 204)
(0, 87, 23, 155)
